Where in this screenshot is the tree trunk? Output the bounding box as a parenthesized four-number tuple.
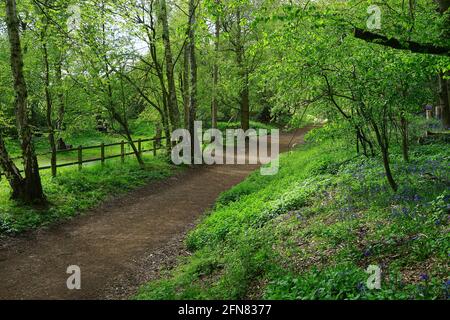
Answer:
(42, 32, 57, 177)
(161, 115, 172, 155)
(188, 0, 198, 162)
(438, 72, 450, 129)
(381, 144, 398, 192)
(356, 129, 368, 157)
(111, 110, 145, 168)
(435, 0, 450, 128)
(183, 45, 190, 129)
(159, 0, 181, 131)
(0, 134, 24, 197)
(447, 74, 450, 124)
(144, 9, 172, 144)
(5, 0, 45, 204)
(356, 131, 360, 154)
(125, 132, 145, 168)
(141, 7, 172, 141)
(55, 55, 65, 131)
(240, 74, 250, 132)
(235, 9, 250, 131)
(372, 120, 398, 192)
(211, 1, 220, 129)
(400, 114, 409, 162)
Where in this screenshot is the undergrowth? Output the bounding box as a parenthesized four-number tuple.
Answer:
(136, 127, 449, 300)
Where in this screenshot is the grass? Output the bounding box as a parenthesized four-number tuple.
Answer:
(135, 127, 449, 300)
(0, 120, 174, 235)
(0, 154, 177, 235)
(217, 121, 276, 132)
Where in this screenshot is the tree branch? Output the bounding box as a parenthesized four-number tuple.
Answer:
(353, 28, 450, 56)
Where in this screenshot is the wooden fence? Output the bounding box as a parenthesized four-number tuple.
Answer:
(0, 136, 166, 178)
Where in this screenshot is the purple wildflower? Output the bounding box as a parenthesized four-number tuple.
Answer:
(419, 274, 429, 281)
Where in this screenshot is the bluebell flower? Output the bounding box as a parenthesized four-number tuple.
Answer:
(419, 274, 429, 281)
(357, 282, 365, 292)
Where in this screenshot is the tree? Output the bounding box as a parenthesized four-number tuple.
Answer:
(117, 0, 181, 151)
(222, 4, 250, 131)
(2, 0, 45, 203)
(352, 0, 450, 129)
(210, 0, 221, 129)
(187, 0, 199, 160)
(159, 0, 181, 131)
(70, 0, 146, 167)
(41, 25, 57, 177)
(257, 0, 436, 191)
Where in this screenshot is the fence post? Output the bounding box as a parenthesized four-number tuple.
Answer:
(78, 146, 83, 171)
(101, 143, 105, 166)
(153, 139, 157, 156)
(121, 140, 125, 163)
(138, 139, 142, 156)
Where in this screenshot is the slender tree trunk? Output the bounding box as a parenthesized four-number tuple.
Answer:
(447, 74, 450, 124)
(372, 120, 398, 192)
(438, 72, 450, 129)
(107, 81, 145, 168)
(5, 0, 45, 203)
(240, 74, 250, 132)
(356, 129, 368, 157)
(151, 52, 171, 143)
(211, 1, 220, 129)
(55, 55, 65, 131)
(356, 132, 360, 154)
(400, 114, 409, 162)
(143, 8, 172, 143)
(124, 130, 145, 168)
(161, 114, 171, 155)
(435, 0, 450, 128)
(188, 0, 198, 161)
(159, 0, 181, 130)
(42, 33, 57, 177)
(235, 9, 250, 131)
(183, 45, 190, 129)
(381, 144, 398, 192)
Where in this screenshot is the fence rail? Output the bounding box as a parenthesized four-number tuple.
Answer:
(0, 136, 166, 178)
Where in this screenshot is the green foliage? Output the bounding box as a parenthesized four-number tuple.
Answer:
(216, 121, 276, 132)
(264, 263, 446, 300)
(136, 128, 449, 300)
(0, 0, 449, 300)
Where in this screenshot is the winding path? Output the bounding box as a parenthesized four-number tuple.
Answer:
(0, 128, 312, 300)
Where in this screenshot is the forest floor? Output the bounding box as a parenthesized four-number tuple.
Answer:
(135, 127, 448, 300)
(0, 128, 310, 300)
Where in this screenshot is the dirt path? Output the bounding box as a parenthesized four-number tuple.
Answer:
(0, 128, 312, 300)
